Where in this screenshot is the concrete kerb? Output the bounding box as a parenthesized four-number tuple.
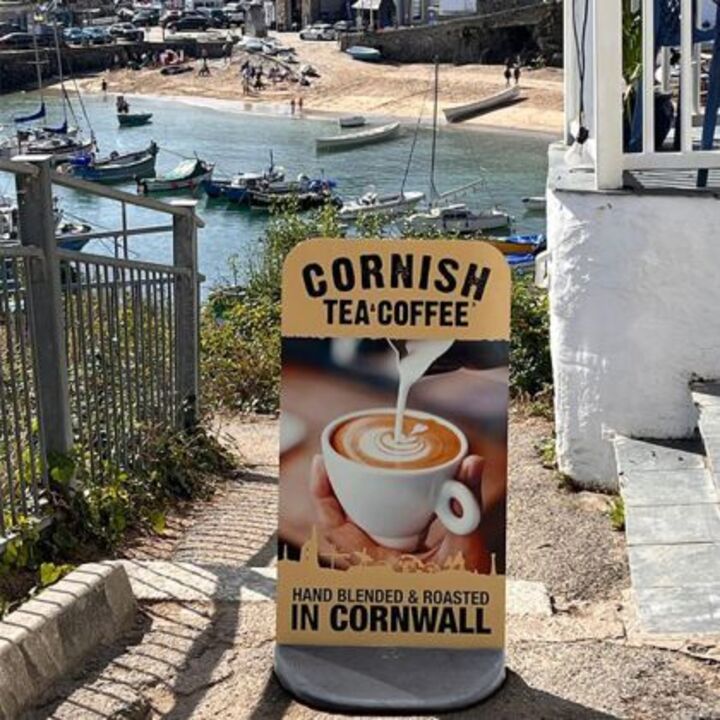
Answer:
(0, 561, 137, 720)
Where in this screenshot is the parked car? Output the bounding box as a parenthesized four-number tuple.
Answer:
(299, 23, 336, 40)
(333, 20, 353, 32)
(0, 32, 33, 49)
(132, 9, 160, 26)
(84, 27, 112, 45)
(159, 10, 182, 27)
(166, 15, 209, 32)
(197, 8, 229, 28)
(109, 22, 144, 42)
(63, 27, 87, 45)
(223, 2, 245, 26)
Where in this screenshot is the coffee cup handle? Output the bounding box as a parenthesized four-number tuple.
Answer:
(435, 480, 481, 536)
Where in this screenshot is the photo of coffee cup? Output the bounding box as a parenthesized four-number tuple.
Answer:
(321, 408, 481, 552)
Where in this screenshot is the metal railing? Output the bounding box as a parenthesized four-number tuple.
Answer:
(0, 249, 46, 534)
(564, 0, 720, 189)
(0, 155, 201, 542)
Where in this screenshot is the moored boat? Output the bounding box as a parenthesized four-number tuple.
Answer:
(443, 86, 521, 123)
(346, 46, 382, 62)
(137, 158, 214, 194)
(24, 133, 96, 165)
(118, 112, 154, 128)
(316, 122, 401, 153)
(522, 196, 547, 212)
(339, 115, 366, 128)
(485, 233, 546, 256)
(339, 190, 425, 221)
(63, 142, 158, 183)
(248, 176, 339, 212)
(404, 203, 512, 235)
(204, 164, 286, 204)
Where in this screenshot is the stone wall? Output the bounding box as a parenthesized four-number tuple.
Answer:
(547, 145, 720, 490)
(0, 40, 226, 94)
(339, 1, 560, 64)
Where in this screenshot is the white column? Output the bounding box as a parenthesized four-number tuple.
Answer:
(593, 0, 624, 190)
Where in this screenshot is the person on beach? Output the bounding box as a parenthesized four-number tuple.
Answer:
(199, 57, 211, 77)
(290, 98, 296, 114)
(298, 96, 304, 112)
(504, 62, 512, 87)
(514, 64, 521, 85)
(101, 78, 108, 99)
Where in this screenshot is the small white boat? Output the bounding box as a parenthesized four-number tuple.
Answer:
(522, 196, 547, 212)
(339, 115, 367, 129)
(316, 122, 401, 153)
(339, 190, 425, 221)
(404, 203, 512, 235)
(346, 46, 382, 62)
(443, 86, 521, 123)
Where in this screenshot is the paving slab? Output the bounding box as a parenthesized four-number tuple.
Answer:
(626, 503, 720, 546)
(635, 584, 720, 635)
(619, 468, 717, 507)
(628, 543, 720, 589)
(122, 561, 553, 618)
(614, 436, 706, 473)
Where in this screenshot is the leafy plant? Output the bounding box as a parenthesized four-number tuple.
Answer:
(608, 496, 626, 531)
(510, 274, 552, 400)
(536, 435, 557, 470)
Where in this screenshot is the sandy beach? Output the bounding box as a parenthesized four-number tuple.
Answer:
(74, 33, 564, 135)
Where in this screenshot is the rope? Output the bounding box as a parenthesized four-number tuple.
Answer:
(400, 68, 433, 195)
(64, 54, 96, 142)
(157, 145, 197, 161)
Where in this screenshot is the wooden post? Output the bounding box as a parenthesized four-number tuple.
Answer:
(593, 0, 624, 189)
(14, 155, 73, 458)
(171, 200, 199, 430)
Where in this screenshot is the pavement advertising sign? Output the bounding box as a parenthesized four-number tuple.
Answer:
(275, 239, 511, 711)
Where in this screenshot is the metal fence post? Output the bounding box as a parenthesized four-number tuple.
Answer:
(14, 155, 73, 457)
(171, 200, 199, 430)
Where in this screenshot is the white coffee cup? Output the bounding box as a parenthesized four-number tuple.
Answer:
(321, 408, 481, 552)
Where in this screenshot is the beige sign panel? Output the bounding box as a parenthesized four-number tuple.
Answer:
(278, 238, 510, 650)
(282, 239, 511, 340)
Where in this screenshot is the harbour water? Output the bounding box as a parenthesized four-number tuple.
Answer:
(0, 92, 552, 290)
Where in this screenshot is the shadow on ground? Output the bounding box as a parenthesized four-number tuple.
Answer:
(248, 668, 619, 720)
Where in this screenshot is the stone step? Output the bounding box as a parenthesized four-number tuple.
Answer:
(613, 434, 720, 635)
(692, 381, 720, 492)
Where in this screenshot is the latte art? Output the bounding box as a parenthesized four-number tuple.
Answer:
(332, 413, 462, 470)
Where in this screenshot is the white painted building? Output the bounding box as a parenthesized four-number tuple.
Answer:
(549, 0, 720, 489)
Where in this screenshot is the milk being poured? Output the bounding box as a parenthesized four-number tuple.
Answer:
(391, 340, 454, 442)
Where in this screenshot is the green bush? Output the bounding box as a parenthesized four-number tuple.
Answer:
(201, 201, 335, 414)
(510, 274, 553, 400)
(201, 204, 554, 414)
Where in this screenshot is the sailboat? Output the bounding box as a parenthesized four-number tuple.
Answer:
(18, 18, 95, 164)
(404, 61, 512, 236)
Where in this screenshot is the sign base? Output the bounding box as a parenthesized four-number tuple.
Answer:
(275, 645, 506, 712)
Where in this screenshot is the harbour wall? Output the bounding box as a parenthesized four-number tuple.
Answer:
(0, 41, 227, 95)
(338, 1, 561, 64)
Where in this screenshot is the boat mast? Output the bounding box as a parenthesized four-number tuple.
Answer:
(51, 14, 68, 126)
(31, 24, 44, 104)
(429, 57, 440, 204)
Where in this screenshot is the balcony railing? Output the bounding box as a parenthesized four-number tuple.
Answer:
(564, 0, 720, 189)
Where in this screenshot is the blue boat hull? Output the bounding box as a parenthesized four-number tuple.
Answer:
(71, 151, 157, 184)
(204, 180, 249, 203)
